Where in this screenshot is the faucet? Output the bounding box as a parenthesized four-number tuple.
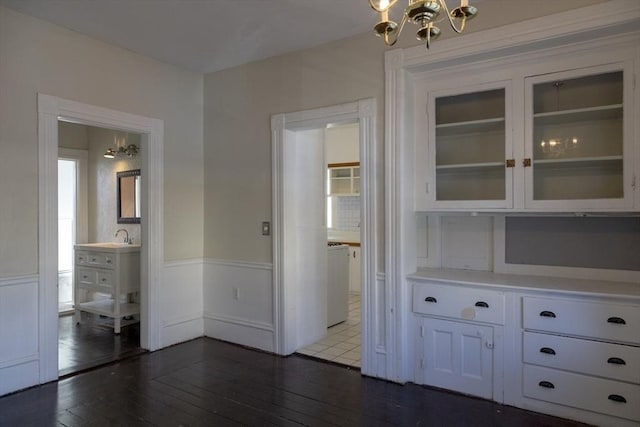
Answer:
(115, 229, 131, 244)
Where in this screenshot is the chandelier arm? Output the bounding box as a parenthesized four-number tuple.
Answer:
(384, 13, 408, 46)
(438, 0, 467, 33)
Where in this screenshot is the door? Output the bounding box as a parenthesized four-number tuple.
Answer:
(422, 80, 513, 210)
(421, 318, 494, 399)
(523, 62, 634, 210)
(283, 128, 328, 350)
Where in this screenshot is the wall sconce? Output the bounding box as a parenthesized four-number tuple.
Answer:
(104, 134, 139, 158)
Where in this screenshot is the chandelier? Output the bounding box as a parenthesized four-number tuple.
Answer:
(369, 0, 477, 48)
(104, 134, 139, 159)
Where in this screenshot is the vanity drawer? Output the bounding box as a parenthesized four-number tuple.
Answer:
(523, 331, 640, 384)
(76, 268, 96, 285)
(523, 297, 640, 344)
(96, 271, 113, 291)
(76, 251, 90, 266)
(413, 283, 505, 325)
(523, 364, 640, 422)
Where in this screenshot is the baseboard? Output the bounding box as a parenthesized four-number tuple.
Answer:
(203, 312, 274, 353)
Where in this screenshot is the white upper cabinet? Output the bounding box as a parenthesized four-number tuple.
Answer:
(415, 57, 637, 212)
(524, 62, 634, 211)
(424, 81, 512, 210)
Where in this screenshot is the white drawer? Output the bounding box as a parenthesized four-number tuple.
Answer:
(84, 252, 115, 269)
(96, 271, 113, 290)
(523, 331, 640, 384)
(76, 268, 96, 285)
(413, 283, 505, 325)
(523, 297, 640, 344)
(523, 364, 640, 422)
(76, 251, 89, 266)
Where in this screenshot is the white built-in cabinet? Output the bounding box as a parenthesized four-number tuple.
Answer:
(409, 270, 640, 427)
(328, 163, 360, 196)
(416, 59, 637, 212)
(413, 282, 504, 400)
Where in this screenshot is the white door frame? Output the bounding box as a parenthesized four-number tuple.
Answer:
(271, 99, 379, 375)
(37, 94, 164, 383)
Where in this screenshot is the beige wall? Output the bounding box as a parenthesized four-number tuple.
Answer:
(202, 0, 608, 264)
(59, 121, 89, 150)
(86, 126, 141, 244)
(0, 5, 204, 277)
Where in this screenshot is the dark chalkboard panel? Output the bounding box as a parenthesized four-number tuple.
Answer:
(505, 217, 640, 271)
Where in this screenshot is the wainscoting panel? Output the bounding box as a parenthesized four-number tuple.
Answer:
(161, 260, 204, 347)
(0, 275, 39, 396)
(203, 259, 274, 352)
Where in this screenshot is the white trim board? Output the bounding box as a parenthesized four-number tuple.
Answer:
(37, 94, 164, 387)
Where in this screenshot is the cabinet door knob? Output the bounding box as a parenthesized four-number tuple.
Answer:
(538, 381, 554, 389)
(475, 301, 489, 308)
(540, 347, 556, 355)
(539, 310, 556, 318)
(107, 259, 112, 264)
(607, 357, 626, 365)
(608, 394, 627, 404)
(424, 296, 437, 303)
(607, 317, 626, 325)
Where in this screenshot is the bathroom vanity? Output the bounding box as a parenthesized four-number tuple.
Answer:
(73, 243, 141, 333)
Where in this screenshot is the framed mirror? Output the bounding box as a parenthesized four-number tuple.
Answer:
(117, 169, 141, 224)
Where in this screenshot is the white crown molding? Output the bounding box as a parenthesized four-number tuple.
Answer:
(400, 0, 640, 70)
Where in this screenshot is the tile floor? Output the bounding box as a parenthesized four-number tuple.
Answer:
(297, 292, 361, 368)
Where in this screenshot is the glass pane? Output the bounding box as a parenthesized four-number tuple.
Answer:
(532, 71, 623, 200)
(434, 88, 506, 201)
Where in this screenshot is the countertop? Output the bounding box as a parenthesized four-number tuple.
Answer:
(408, 268, 640, 300)
(75, 243, 141, 253)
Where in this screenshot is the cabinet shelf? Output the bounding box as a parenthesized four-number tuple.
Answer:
(76, 300, 140, 318)
(436, 162, 504, 172)
(534, 104, 622, 126)
(436, 117, 505, 137)
(534, 155, 623, 167)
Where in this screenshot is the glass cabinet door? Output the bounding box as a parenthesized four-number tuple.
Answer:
(525, 64, 632, 209)
(429, 83, 511, 209)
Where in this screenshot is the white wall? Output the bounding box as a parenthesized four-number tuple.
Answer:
(0, 5, 204, 395)
(325, 123, 359, 164)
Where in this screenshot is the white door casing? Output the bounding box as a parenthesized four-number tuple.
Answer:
(38, 94, 163, 384)
(271, 99, 381, 377)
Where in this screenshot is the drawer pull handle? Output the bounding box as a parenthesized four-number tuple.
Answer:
(475, 301, 489, 308)
(538, 381, 555, 389)
(83, 275, 88, 279)
(107, 259, 112, 264)
(424, 297, 437, 303)
(540, 347, 556, 355)
(101, 278, 107, 282)
(91, 258, 96, 262)
(607, 317, 626, 325)
(608, 394, 627, 404)
(539, 311, 556, 318)
(607, 357, 626, 365)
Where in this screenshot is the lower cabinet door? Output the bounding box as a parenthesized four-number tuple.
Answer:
(422, 318, 494, 399)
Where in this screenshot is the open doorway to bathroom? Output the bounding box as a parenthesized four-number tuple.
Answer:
(57, 121, 145, 377)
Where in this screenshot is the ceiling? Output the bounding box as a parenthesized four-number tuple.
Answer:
(0, 0, 380, 74)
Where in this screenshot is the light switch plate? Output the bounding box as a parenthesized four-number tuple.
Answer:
(262, 221, 270, 236)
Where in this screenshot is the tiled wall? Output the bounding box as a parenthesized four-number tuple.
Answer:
(334, 196, 360, 231)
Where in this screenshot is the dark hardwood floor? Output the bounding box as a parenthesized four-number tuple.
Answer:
(2, 337, 588, 427)
(58, 312, 145, 377)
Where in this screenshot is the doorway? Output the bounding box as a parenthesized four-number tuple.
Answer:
(37, 94, 164, 385)
(271, 99, 377, 375)
(57, 123, 146, 376)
